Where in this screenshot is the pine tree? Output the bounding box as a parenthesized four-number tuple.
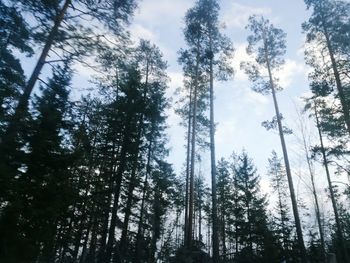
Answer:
(178, 3, 234, 261)
(305, 97, 349, 262)
(3, 0, 138, 147)
(303, 0, 350, 136)
(241, 15, 307, 262)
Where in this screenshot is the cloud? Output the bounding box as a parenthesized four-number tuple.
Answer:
(216, 120, 237, 145)
(231, 43, 253, 81)
(223, 2, 272, 29)
(135, 0, 191, 23)
(168, 72, 183, 91)
(129, 24, 157, 42)
(278, 59, 306, 88)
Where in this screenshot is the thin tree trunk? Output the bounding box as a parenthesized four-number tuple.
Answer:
(277, 187, 288, 253)
(184, 84, 193, 247)
(78, 208, 94, 263)
(86, 206, 99, 263)
(198, 186, 202, 242)
(133, 138, 153, 263)
(117, 160, 139, 263)
(209, 38, 220, 263)
(314, 102, 349, 263)
(221, 213, 226, 261)
(187, 43, 200, 250)
(104, 128, 132, 262)
(263, 37, 307, 263)
(298, 113, 326, 261)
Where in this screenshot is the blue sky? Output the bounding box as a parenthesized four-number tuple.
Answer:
(127, 0, 311, 179)
(17, 0, 348, 222)
(126, 0, 350, 221)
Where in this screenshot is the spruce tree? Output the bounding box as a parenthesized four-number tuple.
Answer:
(267, 151, 294, 262)
(0, 63, 74, 262)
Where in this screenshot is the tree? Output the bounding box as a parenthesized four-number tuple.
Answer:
(0, 62, 74, 262)
(267, 151, 295, 262)
(303, 0, 350, 136)
(241, 15, 307, 262)
(216, 158, 233, 260)
(295, 106, 326, 261)
(178, 3, 234, 261)
(305, 97, 349, 263)
(3, 0, 138, 146)
(178, 1, 209, 252)
(233, 151, 278, 263)
(199, 1, 234, 261)
(0, 1, 33, 211)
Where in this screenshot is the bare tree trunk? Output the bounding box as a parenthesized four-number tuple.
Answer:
(117, 158, 139, 263)
(314, 102, 349, 263)
(187, 44, 200, 250)
(184, 84, 193, 247)
(263, 37, 307, 263)
(133, 138, 152, 263)
(104, 128, 132, 262)
(298, 111, 326, 261)
(209, 38, 220, 263)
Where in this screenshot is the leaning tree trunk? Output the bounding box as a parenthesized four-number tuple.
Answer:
(4, 0, 71, 141)
(314, 102, 349, 263)
(320, 12, 350, 137)
(263, 38, 308, 263)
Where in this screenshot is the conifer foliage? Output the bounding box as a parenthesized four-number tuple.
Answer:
(0, 0, 350, 262)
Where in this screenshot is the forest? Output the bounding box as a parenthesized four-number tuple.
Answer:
(0, 0, 349, 262)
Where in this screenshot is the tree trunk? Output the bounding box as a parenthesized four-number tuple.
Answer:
(4, 0, 71, 140)
(263, 38, 307, 263)
(117, 163, 138, 263)
(209, 39, 220, 263)
(314, 102, 349, 263)
(184, 84, 193, 247)
(187, 43, 200, 250)
(133, 138, 153, 263)
(104, 127, 132, 262)
(221, 213, 226, 261)
(320, 13, 350, 136)
(299, 114, 326, 261)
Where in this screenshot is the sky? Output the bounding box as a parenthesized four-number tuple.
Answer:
(127, 0, 313, 188)
(125, 0, 350, 219)
(17, 0, 349, 221)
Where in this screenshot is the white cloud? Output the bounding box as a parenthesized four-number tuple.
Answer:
(135, 0, 191, 23)
(129, 24, 157, 42)
(223, 2, 272, 29)
(216, 120, 237, 145)
(278, 59, 306, 88)
(167, 71, 184, 99)
(231, 43, 253, 81)
(243, 88, 269, 109)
